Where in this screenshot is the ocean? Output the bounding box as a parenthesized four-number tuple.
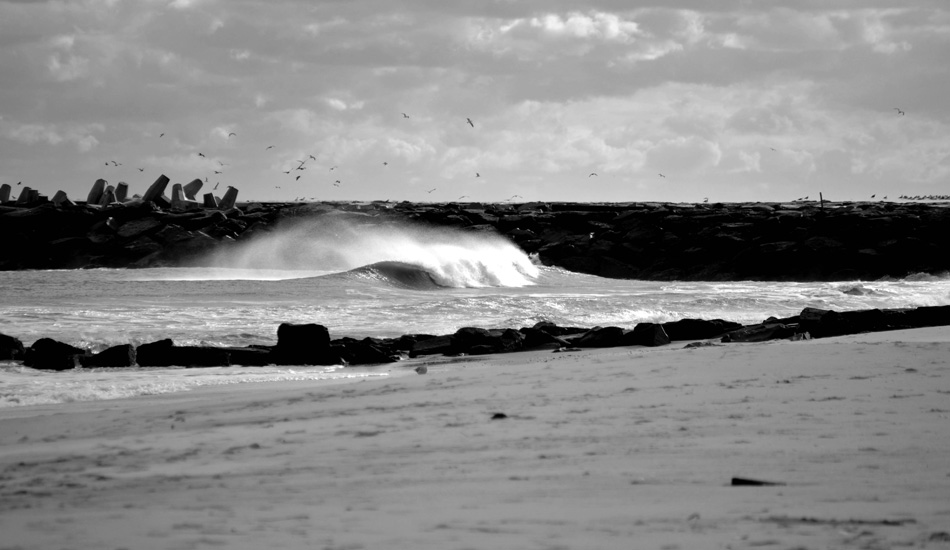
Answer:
(2, 221, 949, 408)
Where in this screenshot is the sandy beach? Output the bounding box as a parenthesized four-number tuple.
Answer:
(2, 328, 949, 550)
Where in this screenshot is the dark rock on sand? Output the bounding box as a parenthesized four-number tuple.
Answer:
(274, 323, 334, 365)
(81, 344, 137, 368)
(23, 338, 88, 371)
(621, 323, 672, 347)
(0, 332, 25, 361)
(136, 339, 231, 367)
(662, 319, 744, 341)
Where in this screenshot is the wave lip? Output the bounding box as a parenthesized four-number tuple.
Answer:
(347, 261, 446, 290)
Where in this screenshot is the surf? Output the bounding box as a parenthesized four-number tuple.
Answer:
(201, 217, 539, 288)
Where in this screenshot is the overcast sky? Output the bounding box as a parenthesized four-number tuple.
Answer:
(1, 0, 948, 204)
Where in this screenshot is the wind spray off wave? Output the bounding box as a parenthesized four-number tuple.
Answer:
(205, 215, 539, 288)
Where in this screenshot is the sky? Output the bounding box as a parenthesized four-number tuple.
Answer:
(1, 0, 948, 204)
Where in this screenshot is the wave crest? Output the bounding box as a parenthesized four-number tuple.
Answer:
(205, 217, 539, 288)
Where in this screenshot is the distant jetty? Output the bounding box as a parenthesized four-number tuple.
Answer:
(1, 177, 950, 280)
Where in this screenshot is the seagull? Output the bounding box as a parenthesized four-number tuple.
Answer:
(703, 197, 709, 203)
(427, 188, 437, 193)
(110, 160, 120, 166)
(871, 194, 876, 198)
(17, 181, 22, 186)
(213, 182, 220, 190)
(197, 153, 205, 157)
(335, 180, 341, 184)
(894, 108, 905, 116)
(475, 172, 480, 178)
(402, 113, 410, 119)
(659, 173, 666, 178)
(309, 155, 317, 161)
(589, 172, 597, 177)
(296, 175, 301, 181)
(265, 145, 275, 150)
(382, 161, 388, 166)
(282, 170, 291, 174)
(466, 117, 474, 128)
(507, 194, 522, 201)
(458, 195, 469, 200)
(228, 132, 237, 138)
(330, 166, 337, 171)
(159, 133, 165, 138)
(138, 168, 145, 172)
(214, 170, 222, 174)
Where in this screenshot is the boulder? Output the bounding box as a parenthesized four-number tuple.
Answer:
(183, 179, 203, 200)
(409, 335, 456, 358)
(273, 322, 334, 365)
(219, 346, 274, 367)
(621, 323, 671, 347)
(136, 339, 230, 367)
(662, 318, 743, 341)
(572, 326, 625, 348)
(115, 182, 129, 202)
(0, 332, 25, 360)
(519, 326, 572, 349)
(219, 186, 239, 210)
(23, 338, 88, 371)
(81, 344, 136, 368)
(721, 323, 797, 343)
(0, 183, 10, 203)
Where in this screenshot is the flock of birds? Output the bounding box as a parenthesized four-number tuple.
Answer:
(2, 105, 941, 205)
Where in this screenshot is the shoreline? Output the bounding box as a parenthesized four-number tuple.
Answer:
(2, 327, 949, 548)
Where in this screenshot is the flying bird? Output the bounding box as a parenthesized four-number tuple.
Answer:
(296, 175, 301, 181)
(427, 188, 437, 193)
(466, 118, 474, 128)
(197, 153, 205, 157)
(265, 145, 275, 150)
(589, 172, 597, 177)
(475, 172, 480, 178)
(309, 155, 317, 161)
(402, 113, 410, 119)
(159, 133, 165, 138)
(138, 168, 145, 172)
(282, 170, 291, 174)
(382, 161, 388, 166)
(659, 173, 666, 178)
(213, 182, 220, 190)
(894, 108, 905, 116)
(110, 160, 120, 166)
(214, 170, 222, 174)
(458, 195, 469, 200)
(228, 132, 237, 138)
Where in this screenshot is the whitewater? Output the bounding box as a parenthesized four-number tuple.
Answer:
(2, 220, 949, 408)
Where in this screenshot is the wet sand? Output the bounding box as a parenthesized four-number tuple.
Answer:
(2, 328, 949, 549)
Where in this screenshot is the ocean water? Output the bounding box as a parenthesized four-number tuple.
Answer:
(2, 220, 949, 408)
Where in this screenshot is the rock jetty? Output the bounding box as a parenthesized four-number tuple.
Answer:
(2, 305, 949, 371)
(2, 177, 950, 280)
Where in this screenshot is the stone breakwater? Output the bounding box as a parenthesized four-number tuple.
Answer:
(2, 177, 950, 280)
(2, 305, 949, 371)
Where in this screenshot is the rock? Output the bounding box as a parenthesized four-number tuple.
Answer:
(721, 323, 797, 343)
(621, 323, 671, 347)
(273, 322, 334, 365)
(23, 338, 88, 371)
(0, 183, 10, 203)
(203, 193, 219, 208)
(409, 335, 456, 358)
(171, 183, 201, 211)
(135, 339, 231, 367)
(15, 187, 33, 205)
(51, 190, 73, 207)
(98, 185, 117, 206)
(662, 318, 744, 341)
(572, 326, 625, 347)
(0, 332, 25, 360)
(219, 346, 274, 366)
(81, 344, 136, 368)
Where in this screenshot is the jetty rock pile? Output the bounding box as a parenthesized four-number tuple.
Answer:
(2, 176, 950, 280)
(2, 305, 949, 370)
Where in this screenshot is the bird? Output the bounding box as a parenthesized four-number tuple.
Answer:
(335, 180, 341, 184)
(282, 170, 291, 174)
(265, 145, 275, 150)
(402, 113, 410, 119)
(589, 172, 597, 177)
(871, 194, 876, 198)
(159, 133, 165, 138)
(427, 188, 437, 193)
(213, 182, 220, 190)
(296, 175, 301, 181)
(458, 195, 469, 200)
(197, 153, 205, 157)
(228, 132, 236, 138)
(466, 118, 474, 128)
(214, 170, 222, 175)
(309, 155, 317, 161)
(17, 181, 22, 186)
(475, 172, 480, 178)
(330, 166, 337, 171)
(703, 197, 709, 203)
(507, 194, 522, 201)
(110, 160, 120, 166)
(333, 182, 340, 187)
(659, 173, 666, 178)
(894, 108, 905, 116)
(382, 161, 388, 166)
(138, 168, 144, 172)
